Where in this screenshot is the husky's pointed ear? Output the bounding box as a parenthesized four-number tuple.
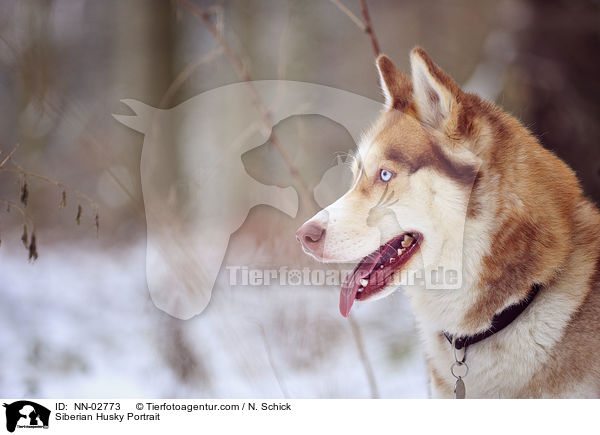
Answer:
(376, 55, 413, 111)
(410, 47, 461, 130)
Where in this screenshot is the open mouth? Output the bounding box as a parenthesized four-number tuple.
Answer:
(340, 232, 423, 317)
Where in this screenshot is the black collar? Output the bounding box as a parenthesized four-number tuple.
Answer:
(443, 283, 542, 350)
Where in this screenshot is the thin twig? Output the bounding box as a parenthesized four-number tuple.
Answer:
(359, 0, 380, 56)
(329, 0, 381, 57)
(0, 143, 20, 168)
(349, 316, 380, 398)
(2, 144, 97, 210)
(0, 198, 38, 259)
(329, 0, 366, 31)
(259, 325, 290, 399)
(159, 47, 223, 109)
(276, 6, 293, 79)
(0, 199, 35, 229)
(0, 166, 98, 210)
(172, 0, 248, 79)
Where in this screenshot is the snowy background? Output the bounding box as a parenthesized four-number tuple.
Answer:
(0, 241, 427, 398)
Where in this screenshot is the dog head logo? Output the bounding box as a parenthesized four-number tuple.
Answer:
(3, 401, 50, 432)
(114, 81, 382, 319)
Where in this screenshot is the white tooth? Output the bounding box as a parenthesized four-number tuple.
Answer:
(380, 265, 384, 269)
(358, 287, 364, 292)
(401, 235, 414, 248)
(397, 248, 404, 255)
(390, 258, 395, 263)
(360, 278, 369, 287)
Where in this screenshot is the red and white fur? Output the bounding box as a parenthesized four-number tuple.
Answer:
(296, 47, 600, 398)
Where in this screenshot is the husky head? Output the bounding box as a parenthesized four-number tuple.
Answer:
(297, 47, 579, 333)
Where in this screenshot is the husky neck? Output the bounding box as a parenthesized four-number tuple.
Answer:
(404, 107, 582, 338)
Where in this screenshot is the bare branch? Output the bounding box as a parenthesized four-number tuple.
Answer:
(259, 325, 290, 399)
(348, 316, 380, 398)
(0, 199, 35, 229)
(359, 0, 380, 56)
(329, 0, 366, 31)
(159, 47, 223, 109)
(0, 166, 98, 211)
(0, 143, 20, 168)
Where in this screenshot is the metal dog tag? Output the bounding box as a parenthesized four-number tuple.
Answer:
(454, 377, 466, 399)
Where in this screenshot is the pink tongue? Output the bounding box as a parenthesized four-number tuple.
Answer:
(339, 261, 377, 317)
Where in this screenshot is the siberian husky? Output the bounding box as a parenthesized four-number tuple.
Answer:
(296, 47, 600, 398)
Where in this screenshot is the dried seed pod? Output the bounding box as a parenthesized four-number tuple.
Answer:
(20, 180, 29, 206)
(21, 224, 28, 247)
(94, 212, 100, 237)
(76, 204, 82, 225)
(28, 232, 38, 260)
(59, 190, 67, 208)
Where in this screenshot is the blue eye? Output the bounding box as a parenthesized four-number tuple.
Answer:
(380, 169, 393, 182)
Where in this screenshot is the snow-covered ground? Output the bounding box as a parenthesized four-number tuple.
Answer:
(0, 242, 428, 398)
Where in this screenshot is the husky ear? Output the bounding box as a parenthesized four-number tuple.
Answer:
(410, 47, 461, 130)
(376, 55, 413, 111)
